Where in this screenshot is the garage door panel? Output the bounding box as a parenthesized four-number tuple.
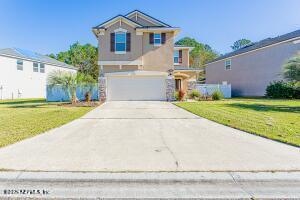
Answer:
(107, 76, 166, 101)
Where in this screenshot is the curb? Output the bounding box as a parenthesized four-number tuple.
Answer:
(1, 171, 300, 183)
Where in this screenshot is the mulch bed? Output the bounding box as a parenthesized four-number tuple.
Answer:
(59, 101, 103, 107)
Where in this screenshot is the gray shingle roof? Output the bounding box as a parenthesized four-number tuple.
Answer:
(0, 48, 77, 70)
(208, 29, 300, 64)
(93, 10, 173, 30)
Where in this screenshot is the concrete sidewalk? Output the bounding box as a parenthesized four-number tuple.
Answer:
(0, 101, 299, 172)
(0, 171, 300, 199)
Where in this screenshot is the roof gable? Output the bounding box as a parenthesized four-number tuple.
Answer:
(93, 15, 142, 29)
(125, 10, 171, 27)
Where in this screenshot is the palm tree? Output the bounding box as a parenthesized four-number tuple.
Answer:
(47, 71, 95, 104)
(283, 54, 300, 83)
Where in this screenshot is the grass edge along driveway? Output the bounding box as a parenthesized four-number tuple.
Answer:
(0, 99, 94, 148)
(175, 98, 300, 147)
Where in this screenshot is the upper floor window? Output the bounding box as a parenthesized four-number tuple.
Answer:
(174, 50, 179, 64)
(154, 33, 161, 45)
(33, 62, 39, 72)
(17, 59, 23, 70)
(115, 32, 126, 52)
(40, 63, 45, 73)
(225, 59, 231, 70)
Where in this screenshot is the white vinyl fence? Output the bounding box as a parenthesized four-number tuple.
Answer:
(196, 84, 231, 98)
(47, 84, 99, 102)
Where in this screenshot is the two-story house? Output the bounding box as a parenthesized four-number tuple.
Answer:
(92, 10, 199, 101)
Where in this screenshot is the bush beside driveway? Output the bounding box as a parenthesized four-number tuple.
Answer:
(0, 98, 94, 148)
(175, 98, 300, 147)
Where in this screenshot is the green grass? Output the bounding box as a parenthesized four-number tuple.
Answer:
(175, 98, 300, 147)
(0, 98, 94, 148)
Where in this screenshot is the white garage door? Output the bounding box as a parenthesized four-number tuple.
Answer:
(107, 76, 166, 101)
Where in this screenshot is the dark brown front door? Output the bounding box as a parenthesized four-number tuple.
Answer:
(175, 79, 181, 91)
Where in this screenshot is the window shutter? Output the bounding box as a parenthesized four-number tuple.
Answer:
(110, 33, 115, 52)
(126, 32, 131, 52)
(161, 33, 166, 44)
(149, 33, 154, 44)
(179, 50, 182, 64)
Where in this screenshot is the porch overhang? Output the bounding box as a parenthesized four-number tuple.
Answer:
(105, 70, 168, 77)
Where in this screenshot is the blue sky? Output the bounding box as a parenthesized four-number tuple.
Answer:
(0, 0, 299, 55)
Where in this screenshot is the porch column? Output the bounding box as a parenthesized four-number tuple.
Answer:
(166, 75, 175, 101)
(98, 76, 107, 101)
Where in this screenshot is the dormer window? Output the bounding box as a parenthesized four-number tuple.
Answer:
(154, 33, 161, 45)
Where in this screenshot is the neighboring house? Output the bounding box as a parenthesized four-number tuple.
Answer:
(206, 29, 300, 96)
(0, 48, 77, 99)
(92, 10, 199, 101)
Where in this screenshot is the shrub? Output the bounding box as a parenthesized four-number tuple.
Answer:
(266, 81, 295, 98)
(188, 89, 201, 99)
(292, 83, 300, 99)
(178, 90, 185, 101)
(212, 90, 224, 100)
(175, 90, 185, 101)
(85, 92, 91, 102)
(174, 91, 179, 101)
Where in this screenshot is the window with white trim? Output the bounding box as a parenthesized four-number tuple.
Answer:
(17, 59, 23, 70)
(33, 62, 39, 72)
(225, 59, 231, 70)
(40, 63, 45, 73)
(174, 50, 179, 64)
(154, 33, 161, 45)
(115, 32, 126, 52)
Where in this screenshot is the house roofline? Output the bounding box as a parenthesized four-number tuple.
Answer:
(92, 15, 143, 29)
(174, 46, 194, 52)
(0, 53, 77, 70)
(207, 30, 300, 65)
(125, 9, 171, 27)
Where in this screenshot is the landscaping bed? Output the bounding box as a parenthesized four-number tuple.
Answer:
(0, 98, 95, 148)
(175, 98, 300, 147)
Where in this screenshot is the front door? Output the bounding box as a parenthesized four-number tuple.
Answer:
(175, 79, 181, 91)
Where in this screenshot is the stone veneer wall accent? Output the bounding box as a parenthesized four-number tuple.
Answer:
(166, 76, 175, 101)
(99, 77, 107, 101)
(187, 80, 197, 92)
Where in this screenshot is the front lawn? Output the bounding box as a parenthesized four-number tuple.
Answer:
(0, 99, 94, 148)
(175, 98, 300, 146)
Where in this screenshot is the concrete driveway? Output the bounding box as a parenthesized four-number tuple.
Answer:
(0, 101, 299, 172)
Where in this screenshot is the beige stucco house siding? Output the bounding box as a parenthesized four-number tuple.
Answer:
(175, 49, 189, 67)
(97, 22, 174, 73)
(142, 32, 174, 72)
(206, 40, 300, 96)
(98, 22, 143, 62)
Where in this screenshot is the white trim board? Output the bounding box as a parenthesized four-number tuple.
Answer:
(98, 60, 143, 66)
(95, 16, 142, 30)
